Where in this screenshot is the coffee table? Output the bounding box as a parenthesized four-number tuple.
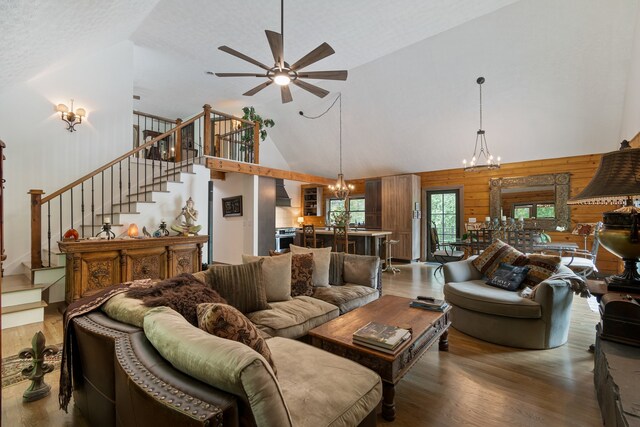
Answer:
(308, 295, 451, 421)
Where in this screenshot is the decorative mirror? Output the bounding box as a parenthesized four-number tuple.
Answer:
(489, 173, 571, 231)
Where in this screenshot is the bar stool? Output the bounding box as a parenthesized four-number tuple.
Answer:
(333, 225, 356, 253)
(302, 224, 324, 248)
(383, 238, 400, 274)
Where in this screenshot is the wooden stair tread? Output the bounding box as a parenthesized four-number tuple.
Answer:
(1, 275, 47, 293)
(21, 262, 65, 273)
(2, 300, 48, 314)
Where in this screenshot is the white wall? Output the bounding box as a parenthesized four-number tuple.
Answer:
(264, 0, 639, 178)
(620, 5, 640, 141)
(0, 41, 135, 274)
(211, 173, 257, 264)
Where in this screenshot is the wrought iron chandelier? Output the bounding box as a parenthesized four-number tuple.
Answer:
(327, 94, 354, 199)
(463, 77, 501, 171)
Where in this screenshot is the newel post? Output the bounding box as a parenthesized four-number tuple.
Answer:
(175, 118, 183, 162)
(253, 121, 260, 164)
(28, 189, 44, 269)
(203, 104, 212, 156)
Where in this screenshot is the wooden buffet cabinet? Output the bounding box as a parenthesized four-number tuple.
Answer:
(58, 235, 208, 303)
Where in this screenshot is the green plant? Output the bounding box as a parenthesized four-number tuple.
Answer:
(331, 210, 351, 227)
(241, 106, 275, 142)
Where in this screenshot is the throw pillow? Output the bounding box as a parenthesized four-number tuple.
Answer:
(207, 260, 270, 314)
(290, 244, 331, 287)
(343, 254, 379, 288)
(290, 253, 314, 297)
(242, 253, 292, 302)
(126, 273, 226, 326)
(329, 252, 345, 286)
(197, 303, 277, 374)
(485, 263, 531, 291)
(515, 253, 562, 287)
(471, 240, 527, 279)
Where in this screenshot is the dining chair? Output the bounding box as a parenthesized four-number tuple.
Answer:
(332, 225, 356, 253)
(430, 221, 465, 275)
(561, 222, 602, 279)
(302, 224, 324, 248)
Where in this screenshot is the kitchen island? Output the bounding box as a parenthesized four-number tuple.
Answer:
(295, 228, 392, 257)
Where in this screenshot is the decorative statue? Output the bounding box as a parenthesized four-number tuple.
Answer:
(171, 197, 202, 235)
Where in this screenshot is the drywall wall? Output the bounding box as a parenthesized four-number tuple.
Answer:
(211, 173, 257, 264)
(265, 0, 639, 179)
(620, 5, 640, 141)
(0, 41, 135, 274)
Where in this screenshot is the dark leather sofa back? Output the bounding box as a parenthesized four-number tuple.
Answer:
(72, 312, 238, 427)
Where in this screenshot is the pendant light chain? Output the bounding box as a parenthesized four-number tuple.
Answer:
(478, 82, 482, 131)
(339, 93, 343, 175)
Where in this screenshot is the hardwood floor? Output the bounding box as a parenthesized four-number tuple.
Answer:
(0, 263, 603, 426)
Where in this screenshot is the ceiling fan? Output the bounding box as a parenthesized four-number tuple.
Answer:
(214, 0, 348, 104)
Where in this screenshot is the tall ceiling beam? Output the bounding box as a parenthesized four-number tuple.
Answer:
(206, 158, 336, 185)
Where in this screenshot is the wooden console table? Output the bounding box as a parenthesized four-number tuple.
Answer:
(58, 236, 208, 303)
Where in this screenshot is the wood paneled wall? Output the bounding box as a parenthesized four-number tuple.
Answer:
(417, 153, 621, 273)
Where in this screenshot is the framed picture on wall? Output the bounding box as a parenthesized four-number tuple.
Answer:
(222, 196, 243, 217)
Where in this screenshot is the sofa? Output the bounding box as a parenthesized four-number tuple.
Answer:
(70, 252, 383, 427)
(443, 258, 575, 349)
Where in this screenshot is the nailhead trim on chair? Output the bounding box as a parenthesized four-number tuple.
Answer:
(74, 316, 225, 426)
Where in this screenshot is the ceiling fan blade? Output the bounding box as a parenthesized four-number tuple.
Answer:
(290, 42, 335, 71)
(296, 70, 348, 81)
(281, 85, 293, 103)
(265, 30, 284, 69)
(291, 79, 329, 98)
(218, 46, 271, 71)
(215, 73, 267, 77)
(243, 81, 274, 96)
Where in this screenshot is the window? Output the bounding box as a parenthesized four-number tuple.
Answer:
(326, 197, 365, 226)
(512, 203, 555, 219)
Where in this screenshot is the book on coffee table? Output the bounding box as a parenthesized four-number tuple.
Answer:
(352, 322, 411, 350)
(352, 335, 412, 354)
(410, 299, 449, 311)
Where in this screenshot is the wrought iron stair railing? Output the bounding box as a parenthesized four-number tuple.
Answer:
(29, 104, 259, 269)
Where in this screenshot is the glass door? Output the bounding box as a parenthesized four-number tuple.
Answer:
(426, 190, 460, 261)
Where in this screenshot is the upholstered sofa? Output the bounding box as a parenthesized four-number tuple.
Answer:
(443, 258, 575, 349)
(70, 252, 383, 427)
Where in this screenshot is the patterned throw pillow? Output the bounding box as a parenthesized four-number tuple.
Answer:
(291, 253, 314, 297)
(486, 263, 530, 291)
(289, 245, 332, 287)
(207, 260, 269, 314)
(197, 303, 277, 374)
(472, 240, 527, 279)
(515, 254, 561, 287)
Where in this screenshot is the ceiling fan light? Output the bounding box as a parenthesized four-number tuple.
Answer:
(274, 73, 290, 86)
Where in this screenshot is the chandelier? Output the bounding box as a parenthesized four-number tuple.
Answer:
(463, 77, 501, 171)
(327, 94, 354, 199)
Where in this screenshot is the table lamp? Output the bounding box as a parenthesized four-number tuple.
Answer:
(297, 216, 304, 227)
(568, 141, 640, 293)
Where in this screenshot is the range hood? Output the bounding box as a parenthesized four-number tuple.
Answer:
(275, 179, 291, 207)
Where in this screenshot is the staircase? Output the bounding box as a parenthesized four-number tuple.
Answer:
(3, 105, 257, 329)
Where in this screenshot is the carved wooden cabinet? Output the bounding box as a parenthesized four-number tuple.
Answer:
(59, 235, 208, 303)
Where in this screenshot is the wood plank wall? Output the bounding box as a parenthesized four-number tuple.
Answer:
(417, 153, 623, 273)
(304, 132, 640, 274)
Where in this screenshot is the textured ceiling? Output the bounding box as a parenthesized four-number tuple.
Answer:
(129, 0, 520, 117)
(0, 0, 160, 92)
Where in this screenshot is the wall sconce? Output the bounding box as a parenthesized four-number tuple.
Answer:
(56, 99, 86, 132)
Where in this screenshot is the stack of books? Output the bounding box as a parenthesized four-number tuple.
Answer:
(410, 297, 449, 311)
(352, 322, 411, 354)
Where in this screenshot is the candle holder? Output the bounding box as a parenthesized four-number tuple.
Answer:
(96, 221, 115, 240)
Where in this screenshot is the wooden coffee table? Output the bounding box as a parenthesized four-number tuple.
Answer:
(308, 295, 451, 421)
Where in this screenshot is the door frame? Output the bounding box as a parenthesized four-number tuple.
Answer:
(421, 186, 464, 262)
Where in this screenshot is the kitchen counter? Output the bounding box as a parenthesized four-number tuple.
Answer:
(295, 229, 392, 257)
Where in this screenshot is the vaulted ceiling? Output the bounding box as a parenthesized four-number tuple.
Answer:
(1, 0, 638, 179)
